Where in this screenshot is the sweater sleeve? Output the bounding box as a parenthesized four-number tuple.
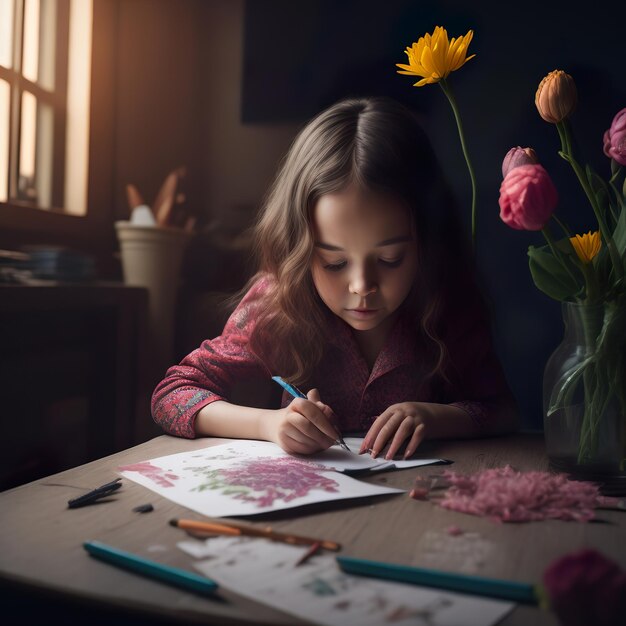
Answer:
(151, 278, 270, 438)
(439, 276, 519, 435)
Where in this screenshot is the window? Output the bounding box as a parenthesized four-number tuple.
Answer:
(0, 0, 92, 215)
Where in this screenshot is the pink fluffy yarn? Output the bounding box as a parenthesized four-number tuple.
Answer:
(437, 465, 609, 523)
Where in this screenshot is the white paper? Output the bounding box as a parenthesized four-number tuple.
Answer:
(337, 437, 451, 473)
(182, 536, 513, 626)
(118, 439, 403, 517)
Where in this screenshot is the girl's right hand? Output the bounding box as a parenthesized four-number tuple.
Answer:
(263, 389, 338, 455)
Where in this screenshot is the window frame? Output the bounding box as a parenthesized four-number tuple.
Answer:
(0, 0, 116, 256)
(0, 0, 69, 211)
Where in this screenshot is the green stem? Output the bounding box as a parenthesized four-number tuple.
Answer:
(608, 181, 623, 224)
(550, 216, 597, 298)
(580, 262, 600, 303)
(541, 225, 580, 289)
(552, 215, 573, 238)
(557, 120, 624, 282)
(439, 79, 477, 249)
(576, 305, 603, 464)
(555, 122, 568, 155)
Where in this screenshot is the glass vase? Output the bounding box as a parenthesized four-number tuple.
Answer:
(543, 299, 626, 495)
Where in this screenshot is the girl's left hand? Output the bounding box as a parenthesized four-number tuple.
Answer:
(360, 402, 427, 460)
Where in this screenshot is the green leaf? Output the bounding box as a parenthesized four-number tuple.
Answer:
(608, 181, 625, 225)
(528, 244, 582, 301)
(613, 205, 626, 257)
(597, 187, 608, 207)
(558, 150, 573, 164)
(611, 158, 621, 178)
(547, 356, 593, 415)
(586, 165, 604, 195)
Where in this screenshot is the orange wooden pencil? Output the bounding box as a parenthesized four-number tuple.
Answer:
(170, 518, 340, 551)
(170, 519, 241, 536)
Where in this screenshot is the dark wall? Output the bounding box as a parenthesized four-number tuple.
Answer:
(242, 0, 626, 429)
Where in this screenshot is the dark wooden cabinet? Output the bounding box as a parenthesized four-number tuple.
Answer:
(0, 283, 153, 490)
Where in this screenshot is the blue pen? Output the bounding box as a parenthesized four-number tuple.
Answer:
(272, 376, 351, 452)
(84, 540, 218, 596)
(336, 555, 539, 604)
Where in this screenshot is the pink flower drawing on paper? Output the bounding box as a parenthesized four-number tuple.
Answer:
(118, 461, 179, 487)
(189, 456, 339, 507)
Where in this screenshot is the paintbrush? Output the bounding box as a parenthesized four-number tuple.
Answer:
(153, 166, 186, 226)
(126, 183, 144, 211)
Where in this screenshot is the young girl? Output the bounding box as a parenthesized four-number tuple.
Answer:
(152, 96, 518, 460)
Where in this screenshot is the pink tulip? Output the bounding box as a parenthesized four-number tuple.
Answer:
(543, 549, 626, 626)
(603, 108, 626, 166)
(498, 163, 558, 230)
(501, 146, 539, 178)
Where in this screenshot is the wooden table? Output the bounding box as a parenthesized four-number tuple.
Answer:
(1, 433, 623, 625)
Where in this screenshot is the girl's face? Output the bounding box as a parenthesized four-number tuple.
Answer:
(310, 183, 418, 338)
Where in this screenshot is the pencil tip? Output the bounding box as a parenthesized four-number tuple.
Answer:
(169, 519, 178, 527)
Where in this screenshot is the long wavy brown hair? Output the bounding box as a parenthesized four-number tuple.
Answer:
(241, 96, 471, 386)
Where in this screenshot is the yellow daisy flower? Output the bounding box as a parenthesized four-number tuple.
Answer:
(570, 231, 602, 264)
(396, 26, 476, 87)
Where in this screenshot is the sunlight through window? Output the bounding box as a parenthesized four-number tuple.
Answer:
(22, 0, 40, 83)
(0, 0, 93, 214)
(0, 79, 9, 202)
(64, 0, 93, 215)
(0, 0, 14, 69)
(19, 91, 37, 201)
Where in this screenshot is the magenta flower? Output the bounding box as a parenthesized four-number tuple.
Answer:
(603, 108, 626, 166)
(543, 549, 626, 626)
(498, 163, 558, 230)
(501, 146, 539, 178)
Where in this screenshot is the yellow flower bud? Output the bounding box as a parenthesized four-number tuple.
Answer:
(535, 70, 577, 124)
(570, 231, 601, 264)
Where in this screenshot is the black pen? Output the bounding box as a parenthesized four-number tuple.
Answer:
(68, 478, 122, 508)
(272, 376, 351, 451)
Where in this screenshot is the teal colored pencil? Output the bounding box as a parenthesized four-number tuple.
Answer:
(84, 540, 218, 596)
(336, 555, 538, 604)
